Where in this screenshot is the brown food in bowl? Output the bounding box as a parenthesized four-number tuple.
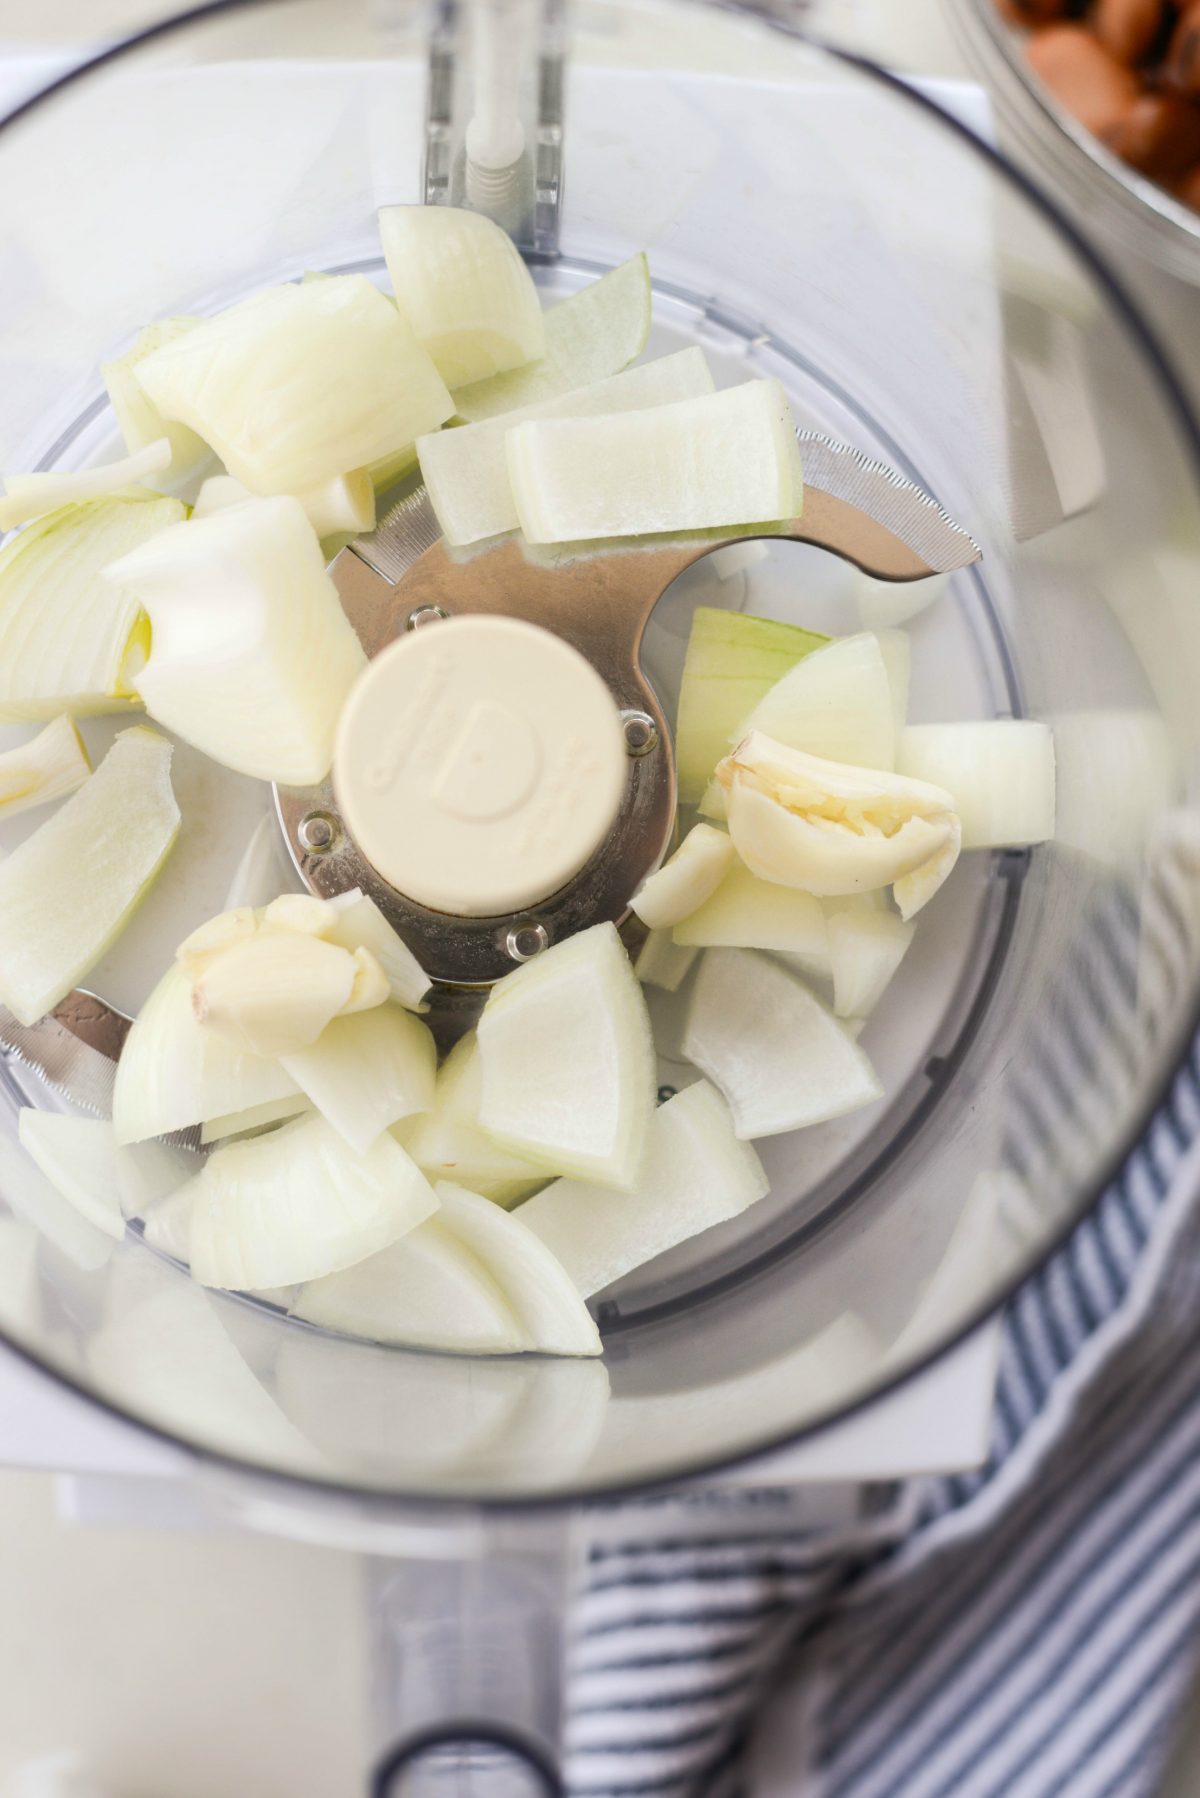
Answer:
(1004, 5, 1200, 212)
(996, 0, 1075, 19)
(1093, 0, 1167, 66)
(1025, 24, 1143, 131)
(1102, 88, 1200, 174)
(1167, 4, 1200, 95)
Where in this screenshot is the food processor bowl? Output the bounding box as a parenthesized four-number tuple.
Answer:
(1, 0, 1200, 1783)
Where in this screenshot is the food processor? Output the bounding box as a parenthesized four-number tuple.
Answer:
(1, 0, 1200, 1787)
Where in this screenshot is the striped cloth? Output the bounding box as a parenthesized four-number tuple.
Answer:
(567, 1040, 1200, 1798)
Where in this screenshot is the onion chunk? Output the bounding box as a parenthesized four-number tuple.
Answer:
(517, 1081, 769, 1297)
(0, 491, 185, 724)
(106, 495, 367, 786)
(477, 922, 656, 1192)
(134, 275, 454, 495)
(188, 1112, 437, 1290)
(683, 948, 884, 1139)
(0, 728, 180, 1026)
(506, 377, 803, 546)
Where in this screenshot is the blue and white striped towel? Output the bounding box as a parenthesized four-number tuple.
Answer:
(567, 1042, 1200, 1797)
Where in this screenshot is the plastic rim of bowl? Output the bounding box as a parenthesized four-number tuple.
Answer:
(1, 0, 1199, 1515)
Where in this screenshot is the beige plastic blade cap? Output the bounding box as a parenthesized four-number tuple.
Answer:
(334, 614, 627, 917)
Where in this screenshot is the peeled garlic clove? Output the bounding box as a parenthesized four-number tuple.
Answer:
(718, 731, 960, 912)
(343, 946, 391, 1014)
(176, 906, 258, 980)
(191, 931, 361, 1058)
(630, 824, 735, 930)
(260, 893, 339, 938)
(893, 815, 962, 921)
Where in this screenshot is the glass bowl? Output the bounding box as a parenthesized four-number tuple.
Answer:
(949, 0, 1200, 280)
(0, 0, 1198, 1519)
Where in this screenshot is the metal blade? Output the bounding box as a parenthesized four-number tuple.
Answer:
(350, 485, 442, 583)
(0, 992, 199, 1150)
(796, 431, 980, 575)
(0, 996, 123, 1118)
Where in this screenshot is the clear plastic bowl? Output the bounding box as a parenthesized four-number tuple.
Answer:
(0, 0, 1198, 1520)
(949, 0, 1200, 281)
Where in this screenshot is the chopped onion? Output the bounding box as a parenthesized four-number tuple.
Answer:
(193, 469, 375, 542)
(896, 720, 1056, 849)
(708, 539, 770, 581)
(417, 347, 714, 547)
(506, 377, 803, 546)
(18, 1111, 191, 1227)
(190, 474, 251, 519)
(0, 728, 180, 1026)
(291, 1216, 526, 1354)
(675, 606, 827, 805)
(135, 275, 454, 495)
(281, 1005, 436, 1154)
(0, 491, 185, 724)
(477, 922, 656, 1192)
(113, 1136, 196, 1217)
(142, 1184, 196, 1260)
(379, 204, 545, 390)
(683, 948, 884, 1139)
(825, 900, 914, 1019)
(630, 824, 734, 930)
(435, 1182, 600, 1357)
(188, 1111, 438, 1290)
(404, 1033, 550, 1208)
(453, 254, 650, 422)
(0, 439, 171, 532)
(113, 962, 301, 1146)
(323, 890, 431, 1012)
(200, 1095, 313, 1145)
(292, 469, 375, 540)
(673, 859, 828, 976)
(719, 731, 960, 915)
(106, 495, 367, 785)
(101, 316, 210, 476)
(0, 1134, 114, 1272)
(517, 1080, 768, 1297)
(17, 1111, 125, 1242)
(0, 716, 90, 821)
(634, 929, 698, 993)
(739, 632, 897, 770)
(877, 629, 911, 737)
